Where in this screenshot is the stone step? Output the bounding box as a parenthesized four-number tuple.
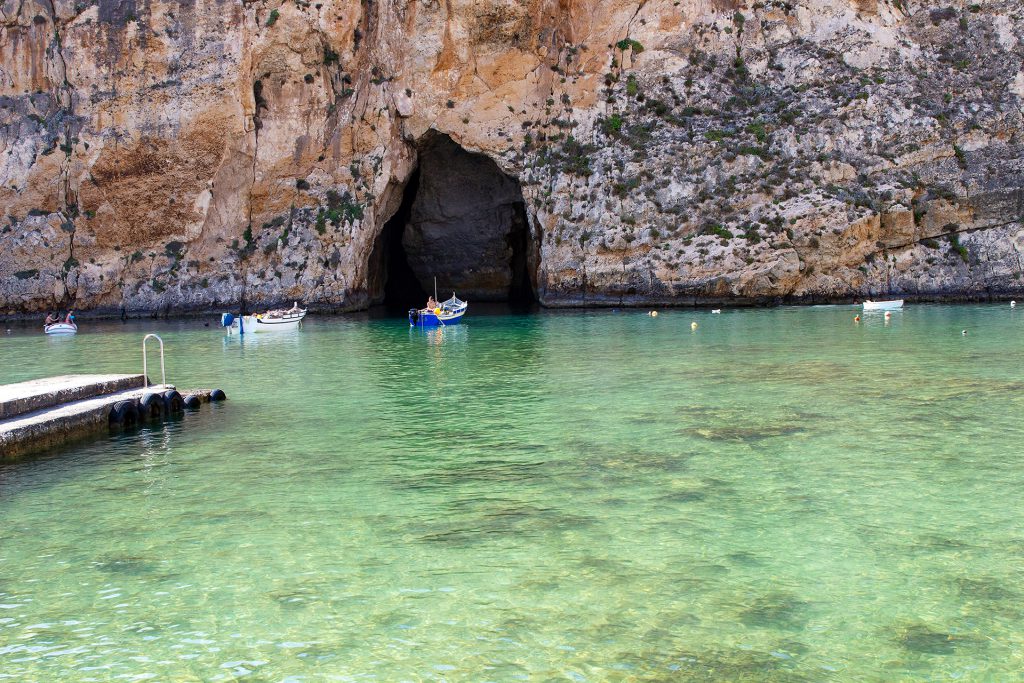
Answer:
(0, 374, 146, 420)
(0, 384, 176, 461)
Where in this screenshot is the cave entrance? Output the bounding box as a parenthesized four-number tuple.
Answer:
(368, 133, 537, 312)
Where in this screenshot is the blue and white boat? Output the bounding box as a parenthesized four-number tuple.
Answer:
(409, 294, 468, 326)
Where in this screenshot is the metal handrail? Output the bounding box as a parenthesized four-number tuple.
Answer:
(142, 334, 165, 388)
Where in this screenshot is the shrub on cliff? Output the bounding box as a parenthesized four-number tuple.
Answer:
(615, 39, 644, 55)
(600, 114, 624, 136)
(947, 232, 969, 262)
(702, 223, 733, 239)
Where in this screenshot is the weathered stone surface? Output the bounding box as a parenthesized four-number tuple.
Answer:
(1, 0, 1023, 315)
(0, 379, 222, 460)
(0, 373, 145, 419)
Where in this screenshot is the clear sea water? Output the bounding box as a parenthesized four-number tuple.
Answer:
(1, 305, 1023, 681)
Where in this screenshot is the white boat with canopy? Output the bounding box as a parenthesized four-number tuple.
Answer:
(222, 304, 306, 334)
(862, 299, 904, 311)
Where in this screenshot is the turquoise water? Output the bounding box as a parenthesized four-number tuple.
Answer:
(2, 305, 1024, 681)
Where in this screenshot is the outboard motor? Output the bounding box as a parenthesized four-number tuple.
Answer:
(221, 313, 235, 328)
(408, 308, 419, 325)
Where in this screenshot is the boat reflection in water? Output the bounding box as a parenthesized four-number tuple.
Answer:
(411, 324, 469, 347)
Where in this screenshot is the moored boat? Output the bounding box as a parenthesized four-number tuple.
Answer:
(409, 294, 467, 326)
(862, 299, 904, 311)
(222, 305, 306, 334)
(44, 322, 77, 335)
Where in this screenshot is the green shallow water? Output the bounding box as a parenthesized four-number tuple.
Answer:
(2, 305, 1024, 681)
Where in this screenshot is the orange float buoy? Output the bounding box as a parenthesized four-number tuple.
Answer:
(854, 315, 860, 322)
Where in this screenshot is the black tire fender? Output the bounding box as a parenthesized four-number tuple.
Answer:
(139, 392, 165, 421)
(183, 394, 202, 410)
(109, 400, 139, 429)
(209, 389, 226, 402)
(162, 390, 185, 414)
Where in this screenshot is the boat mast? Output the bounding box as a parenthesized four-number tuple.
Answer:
(434, 276, 438, 303)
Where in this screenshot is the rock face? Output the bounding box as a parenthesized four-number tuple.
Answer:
(1, 0, 1022, 315)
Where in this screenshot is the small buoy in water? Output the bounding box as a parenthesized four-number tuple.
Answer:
(650, 310, 658, 317)
(691, 321, 698, 330)
(884, 311, 891, 319)
(1011, 301, 1017, 308)
(711, 309, 722, 314)
(962, 329, 968, 336)
(854, 315, 860, 322)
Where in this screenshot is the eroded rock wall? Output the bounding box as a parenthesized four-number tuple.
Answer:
(1, 0, 1022, 315)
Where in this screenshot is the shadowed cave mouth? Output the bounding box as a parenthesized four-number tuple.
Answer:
(369, 133, 537, 312)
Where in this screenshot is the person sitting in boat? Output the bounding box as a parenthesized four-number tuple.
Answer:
(426, 296, 437, 311)
(45, 312, 57, 325)
(64, 310, 75, 324)
(289, 301, 301, 313)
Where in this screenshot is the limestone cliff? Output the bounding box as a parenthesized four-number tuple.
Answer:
(1, 0, 1022, 315)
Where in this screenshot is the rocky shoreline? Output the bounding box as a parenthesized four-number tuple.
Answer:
(4, 292, 1022, 324)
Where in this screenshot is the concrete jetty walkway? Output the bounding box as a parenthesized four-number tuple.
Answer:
(0, 374, 146, 419)
(1, 374, 222, 461)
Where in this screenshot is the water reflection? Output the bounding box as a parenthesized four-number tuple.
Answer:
(409, 324, 469, 346)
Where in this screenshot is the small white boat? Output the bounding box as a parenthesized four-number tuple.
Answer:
(222, 307, 306, 334)
(862, 299, 904, 311)
(44, 322, 77, 335)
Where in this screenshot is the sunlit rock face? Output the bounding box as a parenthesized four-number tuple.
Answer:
(1, 0, 1023, 315)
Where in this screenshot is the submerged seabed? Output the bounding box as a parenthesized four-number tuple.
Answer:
(1, 305, 1023, 681)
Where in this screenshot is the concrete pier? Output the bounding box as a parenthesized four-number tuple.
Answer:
(0, 374, 146, 419)
(0, 375, 224, 461)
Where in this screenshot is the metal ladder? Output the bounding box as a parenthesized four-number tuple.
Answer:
(142, 334, 166, 388)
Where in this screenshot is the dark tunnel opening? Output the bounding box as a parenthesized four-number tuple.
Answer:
(377, 169, 428, 312)
(368, 133, 537, 312)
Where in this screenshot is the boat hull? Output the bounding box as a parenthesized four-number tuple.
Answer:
(409, 309, 466, 326)
(224, 311, 305, 333)
(862, 299, 904, 311)
(44, 323, 77, 335)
